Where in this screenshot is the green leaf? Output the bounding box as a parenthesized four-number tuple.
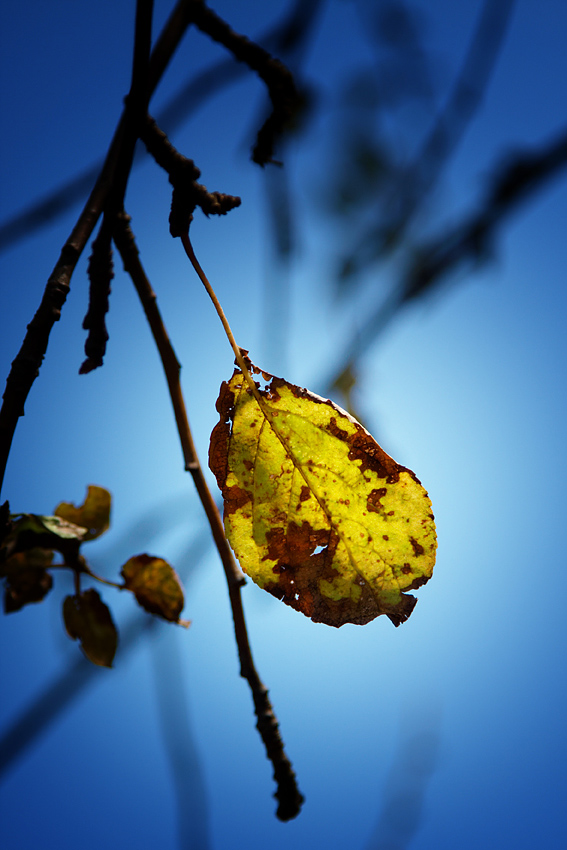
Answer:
(2, 548, 54, 612)
(54, 485, 111, 541)
(120, 554, 187, 624)
(63, 589, 118, 667)
(209, 361, 437, 627)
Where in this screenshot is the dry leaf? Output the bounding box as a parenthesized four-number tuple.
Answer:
(121, 554, 187, 624)
(63, 588, 118, 667)
(55, 485, 111, 541)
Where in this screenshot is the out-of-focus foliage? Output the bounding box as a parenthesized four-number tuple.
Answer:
(63, 588, 118, 668)
(0, 487, 187, 665)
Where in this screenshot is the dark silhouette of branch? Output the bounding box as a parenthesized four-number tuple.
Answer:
(328, 125, 567, 395)
(79, 219, 114, 373)
(190, 0, 301, 165)
(113, 213, 304, 821)
(0, 0, 201, 496)
(0, 0, 303, 495)
(140, 117, 241, 235)
(0, 0, 324, 254)
(78, 0, 154, 375)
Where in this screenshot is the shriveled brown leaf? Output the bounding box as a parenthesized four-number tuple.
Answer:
(2, 548, 54, 612)
(63, 588, 118, 667)
(121, 554, 187, 624)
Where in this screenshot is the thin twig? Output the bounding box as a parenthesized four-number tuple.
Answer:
(79, 0, 154, 374)
(114, 213, 304, 820)
(190, 0, 300, 164)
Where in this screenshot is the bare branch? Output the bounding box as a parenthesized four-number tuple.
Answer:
(0, 0, 198, 495)
(113, 213, 304, 820)
(191, 0, 301, 164)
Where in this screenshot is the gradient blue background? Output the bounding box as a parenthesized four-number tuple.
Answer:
(1, 2, 566, 848)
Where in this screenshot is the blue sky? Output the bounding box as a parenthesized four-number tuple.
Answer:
(1, 2, 566, 849)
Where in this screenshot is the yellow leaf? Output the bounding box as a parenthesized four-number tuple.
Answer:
(54, 485, 111, 541)
(209, 361, 437, 628)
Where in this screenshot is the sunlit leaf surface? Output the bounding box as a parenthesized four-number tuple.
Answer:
(210, 362, 436, 627)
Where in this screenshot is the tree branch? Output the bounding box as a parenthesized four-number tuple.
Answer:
(337, 0, 518, 281)
(0, 0, 198, 495)
(0, 0, 324, 253)
(113, 212, 304, 821)
(190, 0, 301, 164)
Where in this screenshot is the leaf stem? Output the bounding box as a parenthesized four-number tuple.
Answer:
(182, 235, 345, 538)
(180, 234, 266, 399)
(50, 561, 125, 591)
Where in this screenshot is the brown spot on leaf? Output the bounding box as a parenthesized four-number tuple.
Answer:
(367, 487, 387, 513)
(347, 430, 403, 481)
(327, 417, 349, 441)
(299, 486, 311, 502)
(224, 485, 252, 516)
(410, 536, 425, 557)
(209, 380, 236, 491)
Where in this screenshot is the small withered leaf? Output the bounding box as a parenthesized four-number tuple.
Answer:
(209, 362, 437, 628)
(120, 554, 187, 624)
(63, 589, 118, 667)
(2, 548, 54, 612)
(55, 485, 111, 541)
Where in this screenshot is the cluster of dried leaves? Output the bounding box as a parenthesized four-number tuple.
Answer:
(0, 485, 187, 667)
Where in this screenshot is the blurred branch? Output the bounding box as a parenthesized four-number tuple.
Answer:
(402, 126, 567, 302)
(337, 0, 518, 281)
(329, 125, 567, 394)
(413, 0, 517, 191)
(150, 623, 212, 849)
(366, 708, 441, 849)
